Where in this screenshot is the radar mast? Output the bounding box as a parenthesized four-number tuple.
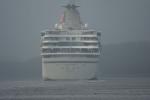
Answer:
(69, 0, 75, 5)
(63, 0, 79, 8)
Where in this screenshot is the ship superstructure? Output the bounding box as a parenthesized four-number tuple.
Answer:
(40, 1, 101, 80)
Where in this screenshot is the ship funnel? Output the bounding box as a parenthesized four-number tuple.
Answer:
(56, 0, 82, 30)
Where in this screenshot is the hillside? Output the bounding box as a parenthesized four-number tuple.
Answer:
(99, 41, 150, 77)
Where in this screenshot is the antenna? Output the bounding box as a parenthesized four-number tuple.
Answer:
(69, 0, 75, 5)
(63, 0, 79, 8)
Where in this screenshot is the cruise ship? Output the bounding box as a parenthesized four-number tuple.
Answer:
(40, 1, 102, 80)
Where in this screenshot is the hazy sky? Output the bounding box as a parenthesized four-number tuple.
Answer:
(0, 0, 150, 61)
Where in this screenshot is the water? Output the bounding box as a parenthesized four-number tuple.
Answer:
(0, 78, 150, 100)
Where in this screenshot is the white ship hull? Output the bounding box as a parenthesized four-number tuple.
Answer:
(40, 2, 101, 80)
(42, 61, 98, 80)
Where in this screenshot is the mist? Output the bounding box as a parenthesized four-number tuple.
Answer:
(0, 0, 150, 80)
(0, 0, 150, 60)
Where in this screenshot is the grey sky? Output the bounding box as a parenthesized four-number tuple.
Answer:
(0, 0, 150, 61)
